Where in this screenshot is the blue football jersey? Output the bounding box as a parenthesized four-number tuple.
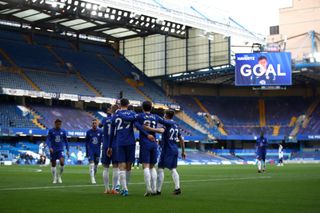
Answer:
(135, 112, 161, 145)
(161, 120, 181, 154)
(109, 110, 136, 147)
(102, 115, 113, 149)
(46, 128, 69, 152)
(101, 117, 107, 127)
(85, 128, 103, 154)
(256, 137, 268, 151)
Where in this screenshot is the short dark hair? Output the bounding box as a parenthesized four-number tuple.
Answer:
(142, 101, 152, 112)
(105, 104, 111, 111)
(111, 104, 119, 113)
(120, 98, 129, 107)
(55, 119, 62, 123)
(258, 56, 267, 61)
(128, 105, 134, 111)
(165, 109, 175, 119)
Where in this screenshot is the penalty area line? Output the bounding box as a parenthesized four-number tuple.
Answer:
(0, 176, 271, 191)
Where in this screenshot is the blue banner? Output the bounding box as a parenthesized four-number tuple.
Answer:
(235, 52, 292, 86)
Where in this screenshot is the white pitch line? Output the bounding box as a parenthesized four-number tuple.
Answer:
(0, 176, 271, 191)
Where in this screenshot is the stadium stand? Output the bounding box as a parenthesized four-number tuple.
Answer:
(0, 40, 67, 72)
(0, 29, 319, 165)
(0, 29, 25, 42)
(33, 34, 72, 49)
(30, 105, 93, 130)
(0, 70, 34, 90)
(54, 48, 145, 100)
(0, 103, 37, 129)
(25, 70, 96, 96)
(299, 104, 320, 134)
(0, 29, 172, 104)
(265, 97, 312, 125)
(174, 95, 220, 136)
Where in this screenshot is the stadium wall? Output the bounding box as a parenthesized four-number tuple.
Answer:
(278, 0, 320, 60)
(119, 28, 229, 77)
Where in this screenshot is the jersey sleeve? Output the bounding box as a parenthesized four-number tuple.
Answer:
(134, 120, 149, 137)
(99, 117, 106, 128)
(156, 115, 173, 127)
(108, 116, 116, 148)
(102, 122, 108, 149)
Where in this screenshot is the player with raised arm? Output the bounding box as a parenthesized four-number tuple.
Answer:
(101, 105, 120, 194)
(144, 109, 186, 195)
(85, 119, 103, 184)
(46, 119, 69, 184)
(256, 131, 268, 173)
(107, 98, 153, 196)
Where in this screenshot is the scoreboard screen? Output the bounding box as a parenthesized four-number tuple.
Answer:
(235, 52, 292, 86)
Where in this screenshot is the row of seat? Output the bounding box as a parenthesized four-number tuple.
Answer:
(0, 29, 172, 104)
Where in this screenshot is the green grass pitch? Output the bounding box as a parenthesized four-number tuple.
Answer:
(0, 164, 319, 213)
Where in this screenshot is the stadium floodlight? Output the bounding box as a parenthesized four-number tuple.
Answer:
(9, 0, 188, 39)
(85, 3, 91, 9)
(156, 19, 164, 25)
(46, 0, 66, 8)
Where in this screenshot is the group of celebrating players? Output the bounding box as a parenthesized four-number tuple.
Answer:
(46, 98, 186, 196)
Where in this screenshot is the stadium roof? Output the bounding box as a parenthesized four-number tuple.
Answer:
(0, 0, 264, 42)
